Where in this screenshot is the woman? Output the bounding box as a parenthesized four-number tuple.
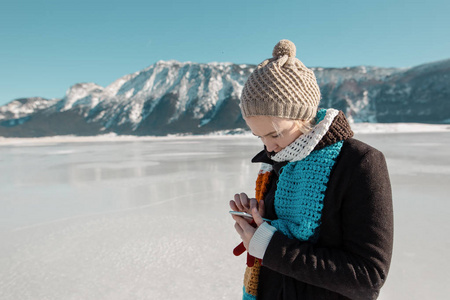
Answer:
(230, 40, 393, 300)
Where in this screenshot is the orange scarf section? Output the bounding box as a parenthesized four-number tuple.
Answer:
(256, 170, 271, 202)
(243, 166, 272, 297)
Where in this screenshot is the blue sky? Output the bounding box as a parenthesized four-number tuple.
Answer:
(1, 0, 449, 106)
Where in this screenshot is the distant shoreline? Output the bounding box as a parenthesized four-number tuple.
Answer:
(1, 123, 449, 146)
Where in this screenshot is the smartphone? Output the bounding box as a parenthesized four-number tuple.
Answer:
(229, 211, 271, 222)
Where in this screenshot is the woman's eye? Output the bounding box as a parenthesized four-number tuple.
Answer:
(271, 135, 280, 138)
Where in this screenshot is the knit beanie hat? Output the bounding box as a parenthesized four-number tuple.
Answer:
(240, 39, 321, 121)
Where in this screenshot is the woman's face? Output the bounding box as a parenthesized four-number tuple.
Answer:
(245, 116, 304, 153)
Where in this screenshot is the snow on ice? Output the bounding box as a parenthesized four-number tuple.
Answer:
(1, 126, 450, 299)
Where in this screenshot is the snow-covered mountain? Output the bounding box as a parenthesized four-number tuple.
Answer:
(1, 59, 449, 137)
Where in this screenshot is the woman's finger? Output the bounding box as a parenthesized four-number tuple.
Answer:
(250, 198, 257, 213)
(259, 199, 265, 217)
(239, 193, 249, 209)
(234, 222, 244, 236)
(232, 215, 252, 232)
(229, 200, 239, 211)
(234, 194, 244, 211)
(251, 206, 265, 227)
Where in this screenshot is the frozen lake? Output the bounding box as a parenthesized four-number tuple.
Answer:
(1, 131, 450, 299)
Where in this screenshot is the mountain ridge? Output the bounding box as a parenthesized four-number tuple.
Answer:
(1, 58, 449, 137)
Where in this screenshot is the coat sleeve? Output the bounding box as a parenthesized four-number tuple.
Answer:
(261, 148, 394, 300)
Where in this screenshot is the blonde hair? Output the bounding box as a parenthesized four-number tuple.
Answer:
(294, 119, 315, 134)
(271, 117, 315, 137)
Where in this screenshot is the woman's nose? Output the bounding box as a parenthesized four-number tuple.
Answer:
(264, 140, 278, 153)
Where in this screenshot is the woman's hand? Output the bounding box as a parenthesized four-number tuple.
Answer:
(229, 193, 265, 216)
(230, 195, 265, 250)
(232, 203, 265, 250)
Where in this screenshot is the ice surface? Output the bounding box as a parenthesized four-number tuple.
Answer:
(1, 131, 450, 299)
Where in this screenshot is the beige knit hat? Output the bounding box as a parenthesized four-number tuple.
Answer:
(240, 39, 321, 120)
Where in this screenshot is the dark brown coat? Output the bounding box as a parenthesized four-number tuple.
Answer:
(252, 138, 393, 300)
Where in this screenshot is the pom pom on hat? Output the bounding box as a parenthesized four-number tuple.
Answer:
(272, 39, 296, 58)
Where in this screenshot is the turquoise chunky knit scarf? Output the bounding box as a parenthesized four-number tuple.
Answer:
(270, 109, 344, 242)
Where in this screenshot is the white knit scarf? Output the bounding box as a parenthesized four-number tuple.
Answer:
(271, 108, 339, 163)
